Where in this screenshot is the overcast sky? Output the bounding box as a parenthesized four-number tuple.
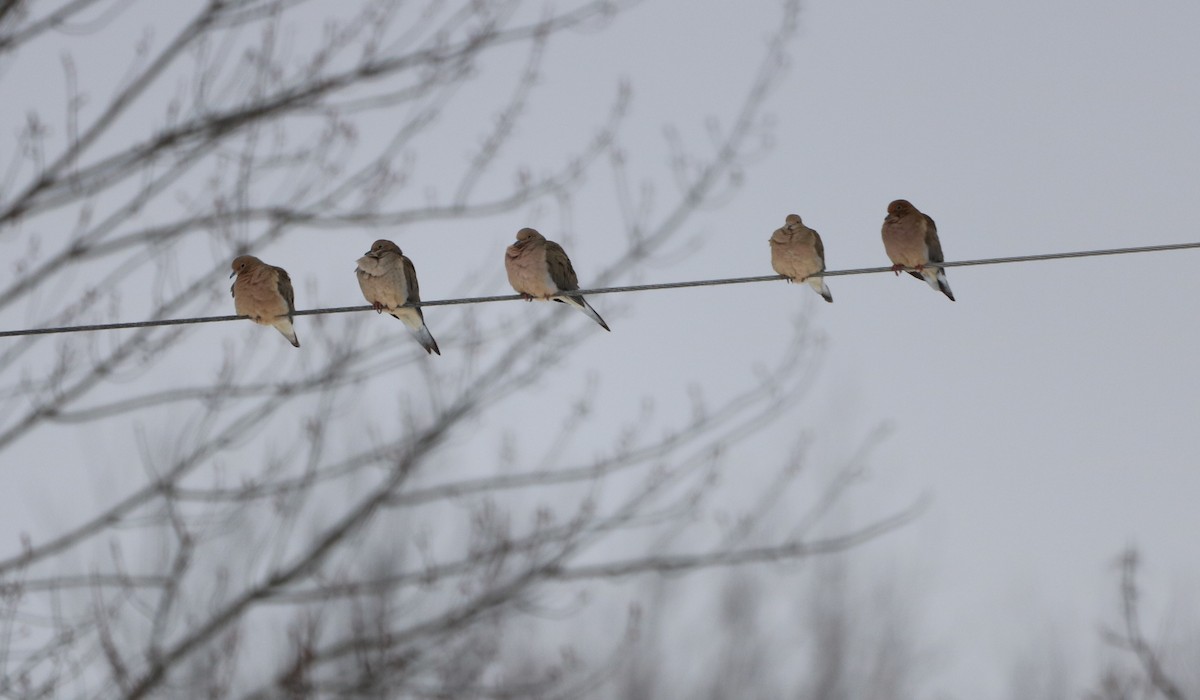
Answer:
(548, 0, 1200, 693)
(3, 0, 1199, 696)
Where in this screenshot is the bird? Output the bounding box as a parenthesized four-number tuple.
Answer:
(769, 214, 832, 303)
(230, 255, 300, 347)
(505, 227, 610, 331)
(355, 239, 441, 355)
(881, 199, 955, 301)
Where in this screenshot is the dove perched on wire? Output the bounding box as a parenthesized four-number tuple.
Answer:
(230, 255, 300, 347)
(881, 199, 955, 301)
(355, 239, 441, 356)
(770, 214, 832, 303)
(505, 227, 610, 331)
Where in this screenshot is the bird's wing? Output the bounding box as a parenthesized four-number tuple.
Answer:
(402, 255, 425, 320)
(544, 241, 580, 291)
(274, 266, 296, 316)
(923, 213, 945, 264)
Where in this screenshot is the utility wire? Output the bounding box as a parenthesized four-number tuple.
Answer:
(2, 240, 1198, 339)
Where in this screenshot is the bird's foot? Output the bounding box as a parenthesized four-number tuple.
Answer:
(521, 293, 534, 302)
(890, 263, 904, 276)
(914, 264, 926, 273)
(372, 301, 384, 313)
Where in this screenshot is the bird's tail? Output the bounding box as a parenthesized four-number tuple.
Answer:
(393, 310, 441, 355)
(558, 293, 611, 331)
(807, 276, 833, 303)
(409, 323, 441, 355)
(273, 319, 300, 348)
(915, 268, 955, 302)
(932, 269, 955, 302)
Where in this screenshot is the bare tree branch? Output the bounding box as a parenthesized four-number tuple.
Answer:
(0, 1, 924, 697)
(1109, 548, 1188, 700)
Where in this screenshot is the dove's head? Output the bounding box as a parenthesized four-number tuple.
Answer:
(366, 239, 402, 257)
(513, 227, 544, 247)
(887, 200, 915, 217)
(784, 213, 803, 226)
(230, 255, 263, 278)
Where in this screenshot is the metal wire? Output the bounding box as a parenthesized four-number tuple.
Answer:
(2, 240, 1198, 338)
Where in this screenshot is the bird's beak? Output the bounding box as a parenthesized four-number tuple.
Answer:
(229, 270, 236, 278)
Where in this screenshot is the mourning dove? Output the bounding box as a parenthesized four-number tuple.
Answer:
(881, 199, 955, 301)
(230, 255, 300, 347)
(356, 239, 441, 356)
(505, 227, 610, 331)
(770, 214, 832, 303)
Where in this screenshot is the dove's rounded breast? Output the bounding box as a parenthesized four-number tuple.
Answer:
(234, 267, 290, 324)
(505, 243, 557, 297)
(771, 236, 823, 281)
(882, 218, 929, 268)
(357, 263, 409, 311)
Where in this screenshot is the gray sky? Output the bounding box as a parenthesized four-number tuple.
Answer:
(544, 0, 1200, 693)
(3, 0, 1199, 696)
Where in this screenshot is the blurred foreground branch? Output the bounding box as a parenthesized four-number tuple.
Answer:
(0, 1, 924, 697)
